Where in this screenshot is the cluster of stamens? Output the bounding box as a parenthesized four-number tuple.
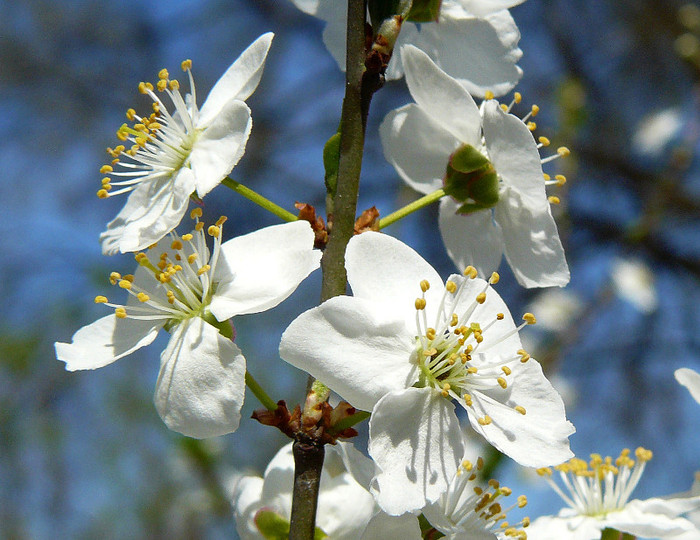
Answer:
(536, 447, 654, 516)
(413, 266, 536, 424)
(485, 90, 570, 207)
(97, 60, 197, 200)
(438, 457, 529, 538)
(94, 209, 224, 324)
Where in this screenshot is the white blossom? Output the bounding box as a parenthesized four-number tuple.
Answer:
(279, 231, 573, 515)
(56, 216, 320, 438)
(99, 33, 274, 254)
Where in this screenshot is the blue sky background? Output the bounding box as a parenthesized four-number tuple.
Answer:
(1, 0, 699, 537)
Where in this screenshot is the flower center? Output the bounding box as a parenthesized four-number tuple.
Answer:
(96, 60, 200, 200)
(412, 267, 536, 425)
(536, 447, 654, 517)
(94, 208, 227, 332)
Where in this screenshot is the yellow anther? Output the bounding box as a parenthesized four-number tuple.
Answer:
(187, 253, 198, 264)
(122, 274, 134, 282)
(446, 281, 457, 293)
(115, 307, 127, 319)
(478, 415, 492, 426)
(484, 90, 495, 100)
(543, 173, 551, 181)
(527, 121, 537, 131)
(557, 146, 570, 156)
(467, 366, 478, 374)
(475, 334, 484, 343)
(538, 136, 550, 146)
(97, 189, 109, 199)
(463, 459, 473, 471)
(156, 79, 167, 92)
(515, 405, 526, 415)
(133, 123, 147, 132)
(548, 196, 561, 205)
(502, 366, 512, 375)
(137, 292, 150, 303)
(496, 313, 504, 320)
(420, 279, 430, 292)
(464, 393, 473, 406)
(474, 486, 483, 495)
(500, 103, 509, 112)
(190, 208, 203, 219)
(100, 165, 113, 174)
(415, 298, 426, 310)
(101, 177, 111, 186)
(555, 174, 567, 186)
(500, 486, 512, 496)
(514, 92, 522, 103)
(635, 447, 653, 462)
(195, 222, 204, 232)
(536, 467, 552, 476)
(476, 457, 484, 470)
(450, 313, 459, 326)
(158, 68, 169, 80)
(152, 102, 160, 113)
(425, 328, 436, 340)
(519, 353, 530, 363)
(134, 252, 147, 262)
(138, 82, 149, 94)
(197, 264, 211, 276)
(215, 215, 228, 227)
(522, 313, 537, 325)
(531, 105, 539, 116)
(118, 279, 132, 289)
(94, 295, 108, 304)
(476, 292, 486, 304)
(489, 272, 500, 284)
(109, 272, 121, 285)
(497, 377, 508, 389)
(441, 383, 451, 397)
(181, 233, 193, 241)
(157, 260, 167, 271)
(423, 348, 437, 357)
(181, 59, 192, 71)
(169, 79, 180, 91)
(463, 265, 478, 279)
(518, 495, 527, 508)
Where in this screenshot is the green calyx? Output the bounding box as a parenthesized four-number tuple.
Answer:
(255, 509, 328, 540)
(443, 144, 500, 215)
(407, 0, 442, 22)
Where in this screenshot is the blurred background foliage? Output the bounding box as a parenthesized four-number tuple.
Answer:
(1, 0, 699, 537)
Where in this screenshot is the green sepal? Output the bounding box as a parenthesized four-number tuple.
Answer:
(407, 0, 442, 22)
(323, 131, 341, 197)
(450, 143, 491, 174)
(255, 510, 328, 540)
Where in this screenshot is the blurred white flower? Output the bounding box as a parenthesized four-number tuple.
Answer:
(675, 368, 700, 404)
(232, 441, 377, 539)
(632, 107, 683, 158)
(611, 257, 658, 313)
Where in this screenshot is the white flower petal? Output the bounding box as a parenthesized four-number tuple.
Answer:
(100, 168, 196, 255)
(369, 388, 464, 515)
(410, 11, 522, 98)
(380, 104, 458, 194)
(360, 512, 422, 540)
(232, 476, 265, 540)
(604, 501, 700, 538)
(455, 0, 527, 17)
(495, 187, 570, 288)
(191, 100, 252, 198)
(279, 296, 416, 412)
(290, 0, 320, 15)
(198, 32, 274, 126)
(483, 100, 546, 210)
(154, 317, 246, 438)
(467, 359, 574, 467)
(210, 221, 320, 319)
(438, 198, 504, 277)
(401, 45, 482, 145)
(346, 231, 444, 320)
(527, 513, 603, 540)
(55, 314, 162, 371)
(675, 368, 700, 404)
(632, 495, 700, 518)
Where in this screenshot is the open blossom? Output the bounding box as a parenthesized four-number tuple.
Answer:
(232, 441, 376, 540)
(55, 216, 320, 438)
(99, 33, 274, 255)
(291, 0, 523, 97)
(528, 448, 700, 539)
(381, 45, 570, 288)
(279, 231, 574, 515)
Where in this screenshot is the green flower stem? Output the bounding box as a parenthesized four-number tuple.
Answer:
(222, 177, 298, 223)
(328, 410, 371, 435)
(378, 188, 446, 229)
(244, 371, 277, 412)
